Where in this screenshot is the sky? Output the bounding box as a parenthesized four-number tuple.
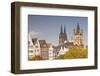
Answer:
(28, 15, 88, 46)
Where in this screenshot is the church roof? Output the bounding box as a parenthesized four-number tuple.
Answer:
(64, 42, 73, 47)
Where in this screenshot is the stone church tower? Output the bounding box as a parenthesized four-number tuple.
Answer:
(72, 23, 84, 47)
(59, 25, 68, 45)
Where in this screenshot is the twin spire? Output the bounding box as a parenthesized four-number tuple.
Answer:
(60, 23, 81, 42)
(60, 24, 68, 42)
(60, 24, 66, 34)
(74, 23, 83, 34)
(59, 23, 83, 46)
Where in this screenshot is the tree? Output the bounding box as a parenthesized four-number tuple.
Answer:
(57, 48, 88, 59)
(32, 55, 43, 60)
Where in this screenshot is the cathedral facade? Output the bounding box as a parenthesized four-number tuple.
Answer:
(59, 25, 68, 46)
(59, 23, 84, 48)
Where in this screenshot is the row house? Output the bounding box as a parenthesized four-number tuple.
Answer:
(28, 35, 54, 60)
(28, 34, 41, 60)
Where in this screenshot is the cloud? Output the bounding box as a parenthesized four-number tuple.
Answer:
(30, 31, 40, 35)
(29, 31, 42, 38)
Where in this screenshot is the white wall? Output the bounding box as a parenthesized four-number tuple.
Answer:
(0, 0, 100, 76)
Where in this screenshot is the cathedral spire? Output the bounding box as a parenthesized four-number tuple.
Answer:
(76, 23, 80, 33)
(60, 24, 63, 34)
(64, 25, 68, 41)
(64, 25, 66, 34)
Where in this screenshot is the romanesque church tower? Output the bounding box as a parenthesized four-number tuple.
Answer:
(59, 25, 68, 45)
(72, 23, 84, 47)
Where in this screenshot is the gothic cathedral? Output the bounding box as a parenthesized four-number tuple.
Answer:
(59, 25, 68, 46)
(59, 23, 84, 48)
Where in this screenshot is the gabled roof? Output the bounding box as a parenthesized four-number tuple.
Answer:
(39, 40, 48, 48)
(32, 38, 37, 45)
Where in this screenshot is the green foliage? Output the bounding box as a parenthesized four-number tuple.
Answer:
(58, 48, 88, 59)
(32, 55, 43, 60)
(57, 55, 64, 59)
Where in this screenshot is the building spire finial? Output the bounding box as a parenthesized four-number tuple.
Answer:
(60, 24, 63, 34)
(64, 25, 68, 41)
(76, 23, 80, 33)
(64, 25, 66, 34)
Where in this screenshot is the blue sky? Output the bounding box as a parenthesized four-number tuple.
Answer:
(28, 15, 88, 46)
